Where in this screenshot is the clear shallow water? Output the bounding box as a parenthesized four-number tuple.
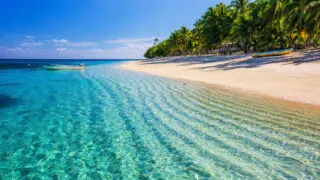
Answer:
(0, 60, 319, 179)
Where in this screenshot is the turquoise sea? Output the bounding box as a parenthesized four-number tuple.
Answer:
(0, 60, 319, 179)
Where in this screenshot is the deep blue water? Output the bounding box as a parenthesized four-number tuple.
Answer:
(0, 59, 132, 69)
(0, 59, 319, 179)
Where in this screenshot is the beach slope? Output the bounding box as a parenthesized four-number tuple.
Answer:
(121, 50, 320, 105)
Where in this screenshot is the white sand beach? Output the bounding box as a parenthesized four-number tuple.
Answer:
(121, 50, 320, 106)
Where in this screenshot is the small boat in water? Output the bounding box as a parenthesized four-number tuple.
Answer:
(252, 48, 293, 58)
(43, 64, 85, 71)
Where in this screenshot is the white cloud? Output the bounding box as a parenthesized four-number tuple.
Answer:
(101, 37, 157, 58)
(1, 37, 157, 59)
(56, 48, 67, 52)
(68, 42, 97, 47)
(7, 47, 26, 53)
(52, 39, 69, 44)
(88, 48, 103, 52)
(20, 41, 43, 47)
(52, 39, 97, 47)
(0, 46, 148, 59)
(104, 38, 156, 44)
(20, 35, 43, 47)
(25, 35, 35, 40)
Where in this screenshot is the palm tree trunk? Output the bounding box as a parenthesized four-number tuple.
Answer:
(243, 40, 248, 53)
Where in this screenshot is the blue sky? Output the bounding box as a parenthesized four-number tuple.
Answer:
(0, 0, 230, 59)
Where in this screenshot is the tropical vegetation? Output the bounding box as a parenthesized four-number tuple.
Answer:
(144, 0, 320, 58)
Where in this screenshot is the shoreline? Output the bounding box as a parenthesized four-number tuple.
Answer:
(177, 78, 320, 112)
(120, 50, 320, 108)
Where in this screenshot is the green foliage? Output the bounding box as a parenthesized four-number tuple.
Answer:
(145, 0, 320, 58)
(231, 0, 249, 13)
(231, 10, 254, 53)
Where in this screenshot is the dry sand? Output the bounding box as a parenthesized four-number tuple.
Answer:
(121, 50, 320, 106)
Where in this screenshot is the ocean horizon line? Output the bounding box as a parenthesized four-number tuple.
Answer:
(0, 58, 140, 61)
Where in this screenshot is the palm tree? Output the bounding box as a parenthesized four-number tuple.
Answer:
(153, 38, 159, 45)
(231, 0, 249, 13)
(285, 0, 320, 47)
(200, 4, 233, 51)
(167, 31, 180, 56)
(304, 0, 320, 47)
(144, 0, 320, 58)
(231, 11, 254, 53)
(193, 19, 206, 54)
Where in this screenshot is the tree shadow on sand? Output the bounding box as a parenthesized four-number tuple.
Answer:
(141, 54, 242, 66)
(142, 49, 320, 71)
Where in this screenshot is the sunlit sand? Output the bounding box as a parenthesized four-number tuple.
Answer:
(121, 50, 320, 106)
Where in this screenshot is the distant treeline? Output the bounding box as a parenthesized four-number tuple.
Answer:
(144, 0, 320, 58)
